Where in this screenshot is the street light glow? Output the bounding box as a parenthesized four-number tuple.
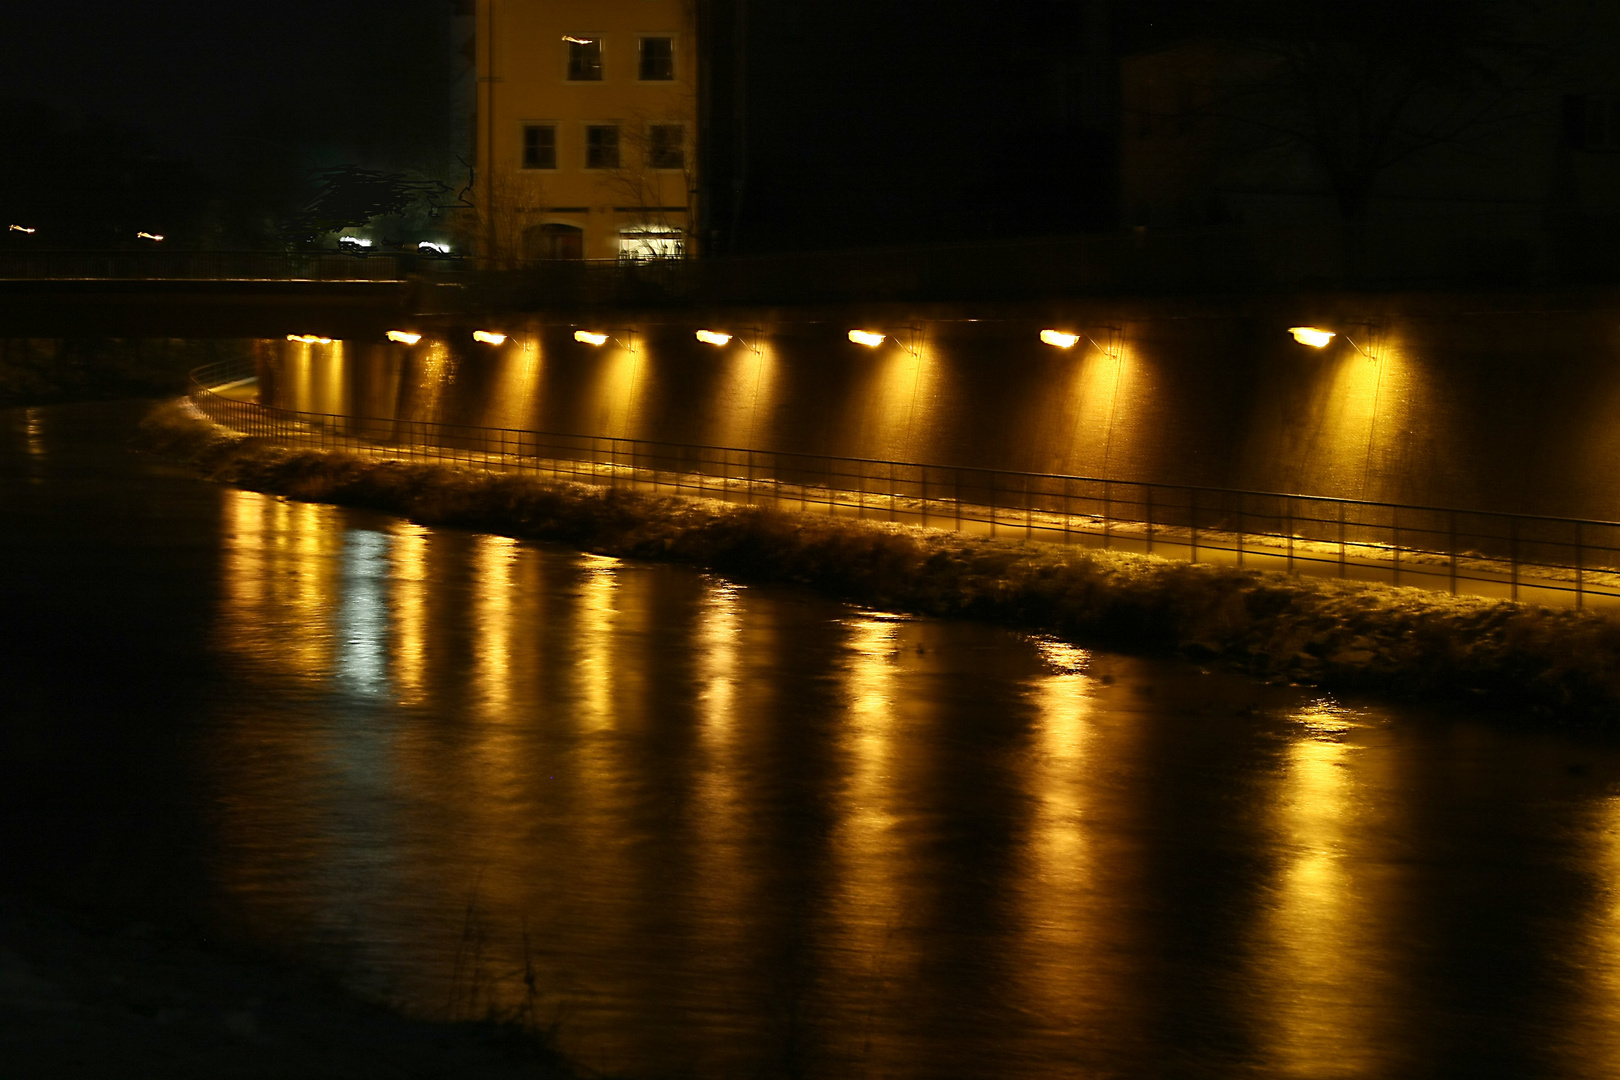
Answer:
(696, 330, 732, 346)
(8, 224, 35, 234)
(286, 334, 333, 344)
(1289, 326, 1335, 347)
(848, 329, 886, 347)
(386, 330, 422, 345)
(338, 236, 373, 248)
(473, 330, 507, 345)
(1040, 329, 1080, 349)
(418, 241, 451, 254)
(136, 231, 164, 242)
(574, 330, 609, 346)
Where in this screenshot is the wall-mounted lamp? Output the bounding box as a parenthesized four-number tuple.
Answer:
(473, 330, 507, 345)
(848, 329, 886, 348)
(286, 334, 333, 344)
(696, 330, 732, 346)
(1288, 326, 1335, 348)
(385, 330, 422, 345)
(574, 330, 609, 346)
(1040, 329, 1080, 349)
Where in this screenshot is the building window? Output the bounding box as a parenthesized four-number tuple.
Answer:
(647, 125, 684, 169)
(619, 227, 683, 260)
(585, 125, 620, 168)
(639, 37, 674, 80)
(565, 36, 602, 81)
(522, 125, 557, 169)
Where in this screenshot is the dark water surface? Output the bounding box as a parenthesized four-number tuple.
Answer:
(6, 402, 1620, 1079)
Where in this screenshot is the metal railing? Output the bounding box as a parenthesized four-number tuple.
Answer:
(190, 357, 1620, 611)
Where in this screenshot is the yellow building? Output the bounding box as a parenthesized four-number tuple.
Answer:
(474, 0, 697, 264)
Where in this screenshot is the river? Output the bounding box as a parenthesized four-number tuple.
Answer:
(5, 400, 1620, 1079)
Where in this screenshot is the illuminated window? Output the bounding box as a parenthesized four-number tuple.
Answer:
(522, 125, 556, 169)
(639, 37, 674, 80)
(619, 228, 683, 261)
(585, 125, 620, 168)
(566, 37, 602, 81)
(647, 125, 684, 169)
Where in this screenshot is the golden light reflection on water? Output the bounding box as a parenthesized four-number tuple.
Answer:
(24, 407, 43, 461)
(574, 553, 621, 730)
(389, 523, 429, 704)
(221, 488, 342, 680)
(832, 611, 913, 1013)
(1252, 698, 1396, 1078)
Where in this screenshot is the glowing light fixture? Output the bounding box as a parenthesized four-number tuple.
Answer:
(848, 329, 886, 348)
(574, 330, 609, 346)
(286, 334, 333, 344)
(8, 224, 35, 234)
(473, 330, 507, 345)
(418, 241, 451, 254)
(1040, 329, 1080, 349)
(562, 34, 595, 43)
(695, 330, 732, 346)
(386, 330, 422, 345)
(136, 231, 164, 242)
(1289, 326, 1335, 348)
(338, 235, 373, 248)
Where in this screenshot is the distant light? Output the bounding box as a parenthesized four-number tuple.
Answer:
(1040, 329, 1079, 349)
(286, 334, 333, 344)
(136, 231, 164, 242)
(8, 224, 35, 234)
(562, 35, 595, 43)
(574, 330, 609, 346)
(848, 329, 885, 348)
(695, 330, 732, 346)
(1289, 326, 1335, 348)
(338, 235, 373, 248)
(473, 330, 507, 345)
(418, 241, 451, 254)
(386, 330, 422, 344)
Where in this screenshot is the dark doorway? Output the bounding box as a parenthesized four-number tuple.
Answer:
(525, 223, 585, 261)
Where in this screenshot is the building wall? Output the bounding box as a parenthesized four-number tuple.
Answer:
(263, 287, 1620, 525)
(476, 0, 697, 263)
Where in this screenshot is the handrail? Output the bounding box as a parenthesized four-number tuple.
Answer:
(188, 358, 1620, 611)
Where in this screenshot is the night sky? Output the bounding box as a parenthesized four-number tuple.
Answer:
(0, 1, 1144, 250)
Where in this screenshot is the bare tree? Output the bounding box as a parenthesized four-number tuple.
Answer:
(1197, 0, 1563, 222)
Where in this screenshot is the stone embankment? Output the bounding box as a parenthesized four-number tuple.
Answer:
(143, 399, 1620, 722)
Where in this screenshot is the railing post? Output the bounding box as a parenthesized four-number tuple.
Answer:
(1285, 496, 1293, 574)
(1338, 502, 1346, 578)
(1146, 485, 1154, 554)
(1577, 521, 1585, 610)
(1449, 511, 1458, 595)
(1511, 516, 1519, 602)
(1391, 507, 1400, 587)
(1190, 487, 1199, 564)
(1103, 479, 1111, 549)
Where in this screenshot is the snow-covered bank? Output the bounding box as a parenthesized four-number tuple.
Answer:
(142, 399, 1620, 722)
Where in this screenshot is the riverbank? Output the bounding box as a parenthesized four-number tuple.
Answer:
(141, 398, 1620, 722)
